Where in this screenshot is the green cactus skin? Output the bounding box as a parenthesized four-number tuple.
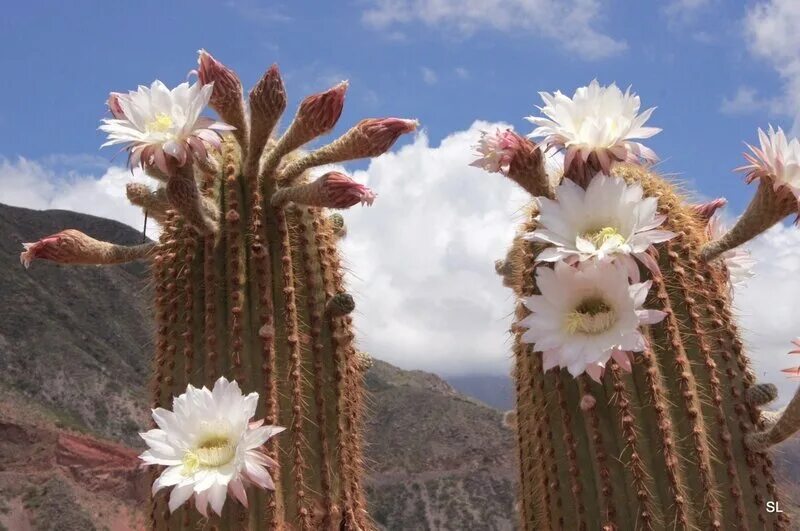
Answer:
(506, 164, 790, 531)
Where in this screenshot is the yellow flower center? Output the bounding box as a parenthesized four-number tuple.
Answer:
(181, 435, 236, 475)
(583, 226, 624, 248)
(564, 297, 616, 335)
(146, 112, 174, 133)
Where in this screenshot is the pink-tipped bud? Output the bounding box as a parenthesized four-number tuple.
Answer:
(20, 230, 98, 268)
(471, 129, 533, 176)
(692, 197, 728, 224)
(250, 64, 287, 118)
(296, 81, 348, 136)
(197, 49, 243, 109)
(107, 92, 125, 119)
(355, 118, 418, 157)
(320, 171, 376, 208)
(579, 394, 597, 411)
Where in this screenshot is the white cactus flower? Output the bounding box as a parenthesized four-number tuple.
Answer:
(707, 214, 755, 289)
(518, 260, 665, 382)
(523, 174, 675, 278)
(526, 80, 660, 175)
(139, 377, 284, 516)
(100, 80, 233, 176)
(737, 125, 800, 200)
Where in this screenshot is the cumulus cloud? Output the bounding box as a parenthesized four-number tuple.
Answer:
(740, 0, 800, 134)
(0, 157, 160, 240)
(4, 128, 800, 395)
(734, 223, 800, 407)
(361, 0, 626, 61)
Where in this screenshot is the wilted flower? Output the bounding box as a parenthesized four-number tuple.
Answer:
(523, 174, 675, 278)
(526, 80, 660, 178)
(517, 260, 665, 382)
(99, 80, 233, 175)
(139, 377, 284, 516)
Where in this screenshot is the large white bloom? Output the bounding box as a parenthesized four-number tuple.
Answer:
(523, 174, 675, 277)
(139, 377, 284, 516)
(737, 125, 800, 200)
(707, 214, 755, 289)
(518, 261, 665, 381)
(526, 80, 660, 174)
(100, 80, 232, 175)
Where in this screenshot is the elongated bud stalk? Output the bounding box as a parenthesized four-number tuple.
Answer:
(746, 386, 800, 451)
(278, 118, 418, 183)
(271, 172, 375, 209)
(247, 64, 287, 176)
(197, 49, 248, 150)
(260, 82, 348, 181)
(20, 229, 156, 267)
(126, 183, 170, 222)
(165, 162, 219, 235)
(701, 180, 796, 261)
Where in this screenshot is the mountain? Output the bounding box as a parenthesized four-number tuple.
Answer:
(0, 204, 516, 530)
(444, 374, 514, 411)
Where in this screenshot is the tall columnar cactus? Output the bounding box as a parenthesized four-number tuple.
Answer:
(21, 51, 416, 529)
(476, 81, 797, 530)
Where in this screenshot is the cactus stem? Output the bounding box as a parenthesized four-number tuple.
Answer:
(578, 377, 616, 529)
(746, 386, 800, 451)
(554, 373, 588, 529)
(701, 180, 796, 262)
(166, 162, 219, 235)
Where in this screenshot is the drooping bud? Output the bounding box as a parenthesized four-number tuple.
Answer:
(107, 92, 125, 119)
(20, 229, 155, 268)
(271, 172, 376, 209)
(691, 197, 728, 224)
(278, 117, 417, 183)
(326, 292, 355, 316)
(247, 64, 288, 173)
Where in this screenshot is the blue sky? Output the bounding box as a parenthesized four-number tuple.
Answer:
(0, 0, 796, 212)
(3, 0, 800, 395)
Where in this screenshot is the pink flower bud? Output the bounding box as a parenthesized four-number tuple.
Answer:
(320, 171, 376, 208)
(471, 129, 530, 175)
(107, 92, 126, 119)
(355, 118, 418, 157)
(197, 49, 243, 109)
(296, 81, 348, 136)
(250, 63, 287, 119)
(20, 230, 96, 268)
(691, 197, 727, 224)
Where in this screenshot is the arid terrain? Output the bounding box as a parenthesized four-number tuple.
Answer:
(0, 203, 797, 530)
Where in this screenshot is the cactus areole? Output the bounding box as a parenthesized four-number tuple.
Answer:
(482, 81, 794, 530)
(23, 51, 416, 529)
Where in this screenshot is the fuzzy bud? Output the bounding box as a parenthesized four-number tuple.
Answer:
(691, 198, 728, 224)
(250, 64, 287, 124)
(296, 81, 348, 138)
(20, 229, 154, 267)
(272, 172, 376, 209)
(745, 383, 778, 407)
(502, 410, 517, 430)
(328, 213, 347, 238)
(197, 49, 243, 111)
(326, 292, 355, 317)
(352, 118, 418, 158)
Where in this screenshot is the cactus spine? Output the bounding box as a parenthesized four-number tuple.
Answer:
(502, 163, 789, 530)
(25, 52, 416, 529)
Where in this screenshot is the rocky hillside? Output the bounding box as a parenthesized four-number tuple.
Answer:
(0, 204, 516, 530)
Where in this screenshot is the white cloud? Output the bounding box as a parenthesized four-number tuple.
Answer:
(734, 223, 800, 408)
(421, 67, 438, 85)
(742, 0, 800, 134)
(361, 0, 626, 61)
(664, 0, 712, 22)
(720, 86, 774, 115)
(336, 121, 530, 376)
(454, 67, 470, 79)
(0, 157, 160, 240)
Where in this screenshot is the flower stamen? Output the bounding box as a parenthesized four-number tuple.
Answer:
(182, 435, 236, 474)
(565, 297, 616, 335)
(583, 226, 624, 248)
(146, 112, 174, 133)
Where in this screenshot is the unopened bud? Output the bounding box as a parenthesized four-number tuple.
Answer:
(296, 81, 348, 137)
(197, 49, 243, 111)
(353, 118, 418, 158)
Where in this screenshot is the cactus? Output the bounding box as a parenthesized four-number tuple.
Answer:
(22, 51, 416, 529)
(477, 82, 794, 530)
